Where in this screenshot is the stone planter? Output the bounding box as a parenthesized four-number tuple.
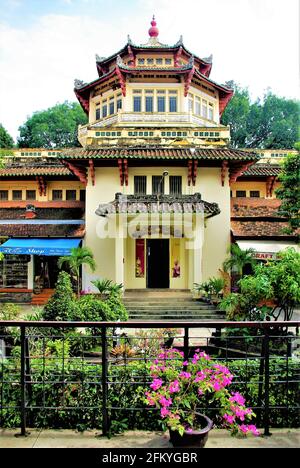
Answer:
(169, 413, 213, 448)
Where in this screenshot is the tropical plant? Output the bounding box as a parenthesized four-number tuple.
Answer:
(223, 244, 256, 278)
(92, 278, 123, 299)
(209, 277, 226, 296)
(145, 348, 259, 437)
(58, 247, 96, 298)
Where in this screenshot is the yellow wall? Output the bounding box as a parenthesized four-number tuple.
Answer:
(83, 165, 229, 290)
(0, 180, 85, 202)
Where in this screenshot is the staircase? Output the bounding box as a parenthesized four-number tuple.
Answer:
(123, 290, 225, 321)
(31, 289, 54, 306)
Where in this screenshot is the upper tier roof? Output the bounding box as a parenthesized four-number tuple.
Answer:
(94, 17, 213, 78)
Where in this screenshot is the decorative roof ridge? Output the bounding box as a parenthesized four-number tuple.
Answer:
(194, 69, 234, 93)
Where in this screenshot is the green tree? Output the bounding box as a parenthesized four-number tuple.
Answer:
(17, 101, 88, 149)
(221, 84, 299, 149)
(58, 247, 96, 298)
(221, 82, 251, 148)
(0, 124, 14, 148)
(276, 147, 300, 238)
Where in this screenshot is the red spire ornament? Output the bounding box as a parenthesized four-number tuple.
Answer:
(148, 15, 159, 38)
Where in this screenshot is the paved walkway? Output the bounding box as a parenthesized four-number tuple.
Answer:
(0, 429, 298, 448)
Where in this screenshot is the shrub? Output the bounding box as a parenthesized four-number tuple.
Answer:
(43, 271, 77, 321)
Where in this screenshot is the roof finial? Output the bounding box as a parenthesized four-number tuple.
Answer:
(149, 15, 159, 38)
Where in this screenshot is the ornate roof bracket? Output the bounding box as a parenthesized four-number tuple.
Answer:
(89, 159, 95, 186)
(75, 90, 89, 114)
(127, 45, 136, 67)
(266, 176, 277, 197)
(174, 46, 183, 67)
(116, 57, 127, 96)
(192, 160, 198, 186)
(63, 161, 88, 186)
(36, 176, 47, 196)
(219, 91, 234, 117)
(229, 162, 255, 184)
(118, 159, 128, 186)
(184, 57, 195, 97)
(188, 160, 193, 186)
(221, 160, 229, 187)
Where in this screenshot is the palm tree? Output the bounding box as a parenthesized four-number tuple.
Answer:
(223, 244, 256, 277)
(57, 247, 96, 298)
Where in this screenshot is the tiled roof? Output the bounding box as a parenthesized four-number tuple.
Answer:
(0, 207, 85, 220)
(231, 198, 282, 218)
(61, 147, 258, 162)
(0, 166, 72, 177)
(231, 220, 292, 238)
(241, 164, 282, 177)
(0, 201, 85, 209)
(0, 224, 85, 238)
(96, 193, 220, 219)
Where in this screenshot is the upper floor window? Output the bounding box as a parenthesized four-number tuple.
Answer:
(208, 103, 214, 121)
(134, 176, 147, 196)
(170, 176, 182, 196)
(66, 190, 77, 201)
(133, 96, 142, 112)
(165, 58, 172, 65)
(96, 107, 101, 120)
(102, 101, 108, 118)
(169, 96, 177, 113)
(188, 93, 194, 112)
(109, 97, 115, 115)
(80, 190, 86, 202)
(0, 190, 8, 201)
(236, 191, 246, 198)
(26, 190, 36, 201)
(147, 58, 154, 65)
(12, 190, 22, 201)
(152, 176, 165, 195)
(117, 95, 122, 111)
(52, 190, 63, 201)
(145, 95, 154, 113)
(156, 58, 163, 65)
(138, 58, 145, 65)
(195, 97, 201, 115)
(250, 191, 260, 198)
(157, 96, 166, 113)
(202, 100, 208, 119)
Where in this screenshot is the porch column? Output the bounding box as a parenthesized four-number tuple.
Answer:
(28, 255, 34, 290)
(115, 215, 125, 286)
(192, 214, 204, 286)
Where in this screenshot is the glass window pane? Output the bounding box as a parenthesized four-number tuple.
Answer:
(145, 96, 153, 112)
(236, 191, 246, 198)
(96, 108, 101, 120)
(157, 97, 166, 112)
(0, 191, 8, 201)
(102, 105, 107, 118)
(26, 190, 36, 200)
(109, 100, 115, 115)
(52, 190, 63, 201)
(134, 176, 147, 195)
(152, 176, 165, 195)
(134, 96, 142, 112)
(66, 190, 77, 201)
(12, 190, 22, 200)
(170, 176, 182, 195)
(169, 97, 177, 112)
(250, 191, 260, 198)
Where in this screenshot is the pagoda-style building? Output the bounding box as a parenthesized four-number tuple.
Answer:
(59, 18, 259, 292)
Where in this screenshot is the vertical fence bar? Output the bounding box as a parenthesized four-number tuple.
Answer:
(20, 325, 27, 436)
(102, 326, 109, 436)
(263, 329, 271, 436)
(184, 327, 189, 363)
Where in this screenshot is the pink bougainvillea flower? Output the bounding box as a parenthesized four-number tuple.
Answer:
(239, 424, 249, 434)
(230, 392, 246, 406)
(223, 414, 235, 424)
(161, 407, 171, 418)
(213, 382, 222, 392)
(159, 396, 172, 407)
(183, 361, 189, 366)
(169, 380, 180, 393)
(179, 371, 192, 379)
(150, 378, 163, 391)
(248, 425, 260, 436)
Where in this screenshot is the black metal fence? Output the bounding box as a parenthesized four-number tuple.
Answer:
(0, 320, 299, 438)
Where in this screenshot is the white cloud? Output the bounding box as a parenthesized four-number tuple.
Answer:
(0, 0, 299, 141)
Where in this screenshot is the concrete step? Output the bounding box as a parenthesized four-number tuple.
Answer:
(128, 315, 225, 321)
(125, 304, 216, 310)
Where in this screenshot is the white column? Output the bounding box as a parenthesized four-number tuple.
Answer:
(115, 216, 125, 287)
(28, 255, 34, 290)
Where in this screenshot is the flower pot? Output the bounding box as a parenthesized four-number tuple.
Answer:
(169, 413, 213, 448)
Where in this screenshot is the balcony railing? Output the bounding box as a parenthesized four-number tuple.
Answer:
(0, 320, 298, 437)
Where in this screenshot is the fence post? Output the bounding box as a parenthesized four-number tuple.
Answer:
(184, 327, 189, 363)
(263, 328, 271, 437)
(102, 326, 109, 437)
(20, 325, 27, 437)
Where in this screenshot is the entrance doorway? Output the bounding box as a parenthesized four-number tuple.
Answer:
(34, 256, 60, 291)
(147, 239, 169, 289)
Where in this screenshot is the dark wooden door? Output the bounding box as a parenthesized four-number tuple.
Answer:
(147, 239, 169, 289)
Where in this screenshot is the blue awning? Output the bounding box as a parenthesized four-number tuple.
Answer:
(0, 239, 81, 256)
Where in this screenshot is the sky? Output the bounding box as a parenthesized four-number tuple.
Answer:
(0, 0, 299, 142)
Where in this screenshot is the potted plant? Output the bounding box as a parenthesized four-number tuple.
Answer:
(145, 348, 259, 448)
(208, 277, 226, 305)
